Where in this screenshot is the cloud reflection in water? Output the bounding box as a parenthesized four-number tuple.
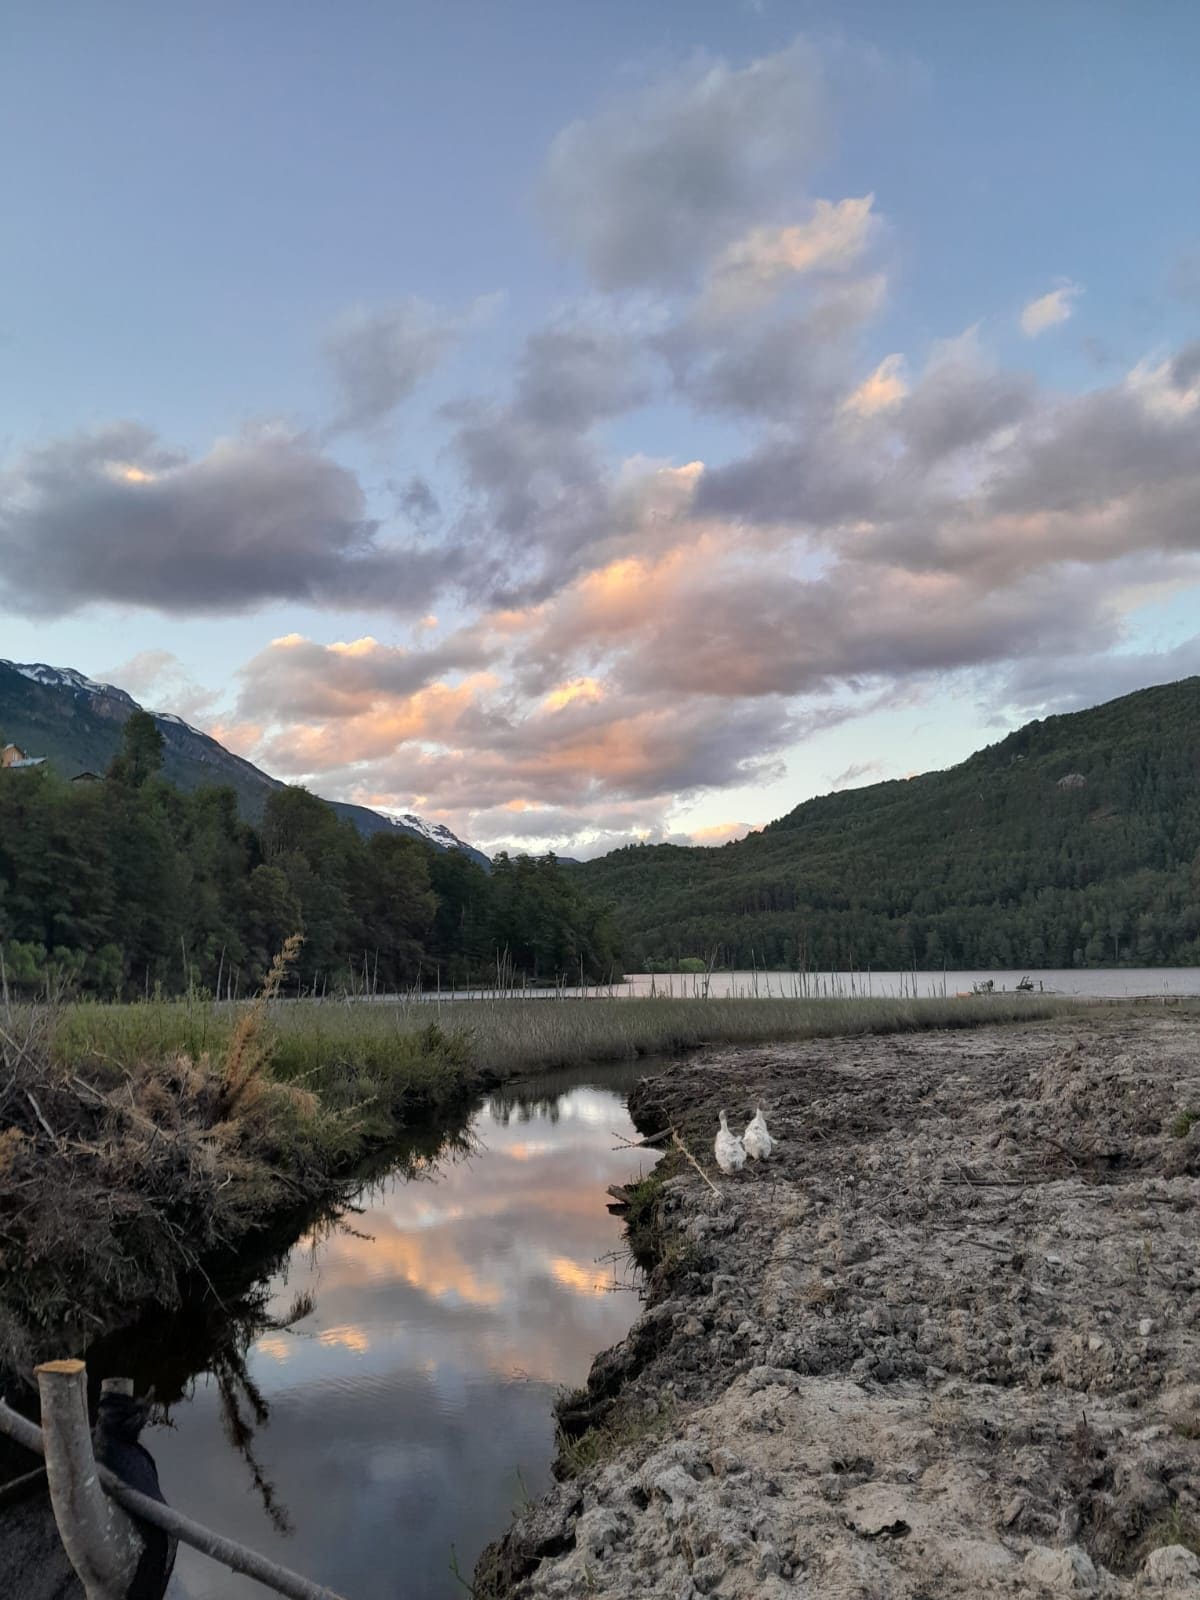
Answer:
(159, 1063, 657, 1600)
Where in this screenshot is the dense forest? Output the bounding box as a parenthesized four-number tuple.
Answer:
(577, 677, 1200, 971)
(0, 713, 618, 997)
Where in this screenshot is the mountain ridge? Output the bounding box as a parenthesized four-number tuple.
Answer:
(0, 659, 490, 869)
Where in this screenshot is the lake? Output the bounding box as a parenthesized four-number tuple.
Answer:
(408, 967, 1200, 1002)
(88, 1061, 658, 1600)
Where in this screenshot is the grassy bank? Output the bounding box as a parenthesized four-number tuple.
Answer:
(52, 989, 1080, 1083)
(2, 989, 1082, 1375)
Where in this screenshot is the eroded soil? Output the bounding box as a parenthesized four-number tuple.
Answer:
(478, 1013, 1200, 1598)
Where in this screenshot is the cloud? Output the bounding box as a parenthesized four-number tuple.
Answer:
(704, 195, 877, 312)
(105, 649, 219, 723)
(898, 329, 1036, 462)
(0, 423, 459, 617)
(843, 353, 908, 417)
(393, 475, 441, 527)
(534, 551, 1125, 701)
(323, 299, 463, 433)
(994, 631, 1200, 719)
(540, 40, 826, 290)
(682, 819, 758, 845)
(235, 631, 491, 723)
(1020, 282, 1081, 336)
(828, 759, 885, 789)
(232, 625, 802, 836)
(444, 323, 659, 602)
(213, 331, 1200, 854)
(660, 271, 887, 418)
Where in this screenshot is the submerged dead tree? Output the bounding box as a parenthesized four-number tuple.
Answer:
(0, 1363, 348, 1600)
(35, 1361, 146, 1600)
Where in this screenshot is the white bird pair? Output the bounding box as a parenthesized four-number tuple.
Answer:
(714, 1107, 774, 1174)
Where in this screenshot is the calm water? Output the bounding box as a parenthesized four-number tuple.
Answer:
(406, 967, 1200, 1001)
(94, 1062, 657, 1600)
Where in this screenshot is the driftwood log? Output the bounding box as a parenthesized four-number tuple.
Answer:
(0, 1367, 348, 1600)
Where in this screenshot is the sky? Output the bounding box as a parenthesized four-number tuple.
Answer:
(3, 1, 1199, 858)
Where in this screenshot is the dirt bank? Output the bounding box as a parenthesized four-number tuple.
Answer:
(478, 1014, 1200, 1598)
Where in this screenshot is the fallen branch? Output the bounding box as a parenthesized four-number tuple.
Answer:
(671, 1129, 721, 1198)
(610, 1127, 672, 1150)
(24, 1088, 56, 1143)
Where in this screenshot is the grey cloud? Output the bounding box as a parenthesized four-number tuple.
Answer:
(540, 42, 825, 290)
(514, 328, 650, 427)
(829, 759, 885, 789)
(363, 695, 798, 811)
(608, 563, 1119, 700)
(0, 423, 458, 617)
(695, 336, 1200, 599)
(1170, 340, 1200, 391)
(323, 299, 461, 435)
(986, 383, 1200, 520)
(659, 275, 884, 419)
(697, 425, 884, 525)
(994, 634, 1200, 720)
(393, 474, 441, 527)
(235, 632, 491, 723)
(466, 800, 666, 848)
(898, 346, 1036, 462)
(446, 324, 652, 600)
(512, 545, 1127, 711)
(105, 648, 220, 722)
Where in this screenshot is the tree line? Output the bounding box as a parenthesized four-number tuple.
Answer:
(0, 713, 619, 997)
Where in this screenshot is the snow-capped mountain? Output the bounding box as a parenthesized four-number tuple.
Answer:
(0, 660, 489, 868)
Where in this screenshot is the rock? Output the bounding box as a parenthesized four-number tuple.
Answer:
(1139, 1317, 1155, 1337)
(741, 1366, 802, 1394)
(1142, 1544, 1200, 1588)
(574, 1507, 627, 1558)
(1023, 1544, 1098, 1593)
(473, 1483, 582, 1593)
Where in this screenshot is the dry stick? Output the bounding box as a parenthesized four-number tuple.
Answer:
(671, 1129, 721, 1198)
(610, 1128, 672, 1150)
(24, 1088, 57, 1142)
(0, 1398, 348, 1600)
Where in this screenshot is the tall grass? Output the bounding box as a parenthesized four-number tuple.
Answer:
(51, 991, 1084, 1087)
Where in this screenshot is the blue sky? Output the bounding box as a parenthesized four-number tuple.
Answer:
(3, 2, 1199, 853)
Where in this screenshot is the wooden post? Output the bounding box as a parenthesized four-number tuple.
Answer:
(35, 1360, 145, 1600)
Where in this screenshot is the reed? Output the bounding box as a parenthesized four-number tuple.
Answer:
(51, 990, 1083, 1086)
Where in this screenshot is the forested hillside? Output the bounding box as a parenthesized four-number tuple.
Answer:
(0, 715, 616, 996)
(578, 678, 1200, 970)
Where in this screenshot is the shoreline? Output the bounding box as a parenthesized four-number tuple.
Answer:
(476, 1013, 1200, 1598)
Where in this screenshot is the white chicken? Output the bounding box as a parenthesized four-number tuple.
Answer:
(742, 1106, 774, 1161)
(714, 1110, 746, 1174)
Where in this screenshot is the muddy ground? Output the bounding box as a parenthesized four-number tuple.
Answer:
(478, 1013, 1200, 1598)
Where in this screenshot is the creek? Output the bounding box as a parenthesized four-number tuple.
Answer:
(86, 1059, 659, 1599)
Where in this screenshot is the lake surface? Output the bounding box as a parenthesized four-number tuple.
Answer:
(95, 1061, 657, 1600)
(409, 967, 1200, 1001)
